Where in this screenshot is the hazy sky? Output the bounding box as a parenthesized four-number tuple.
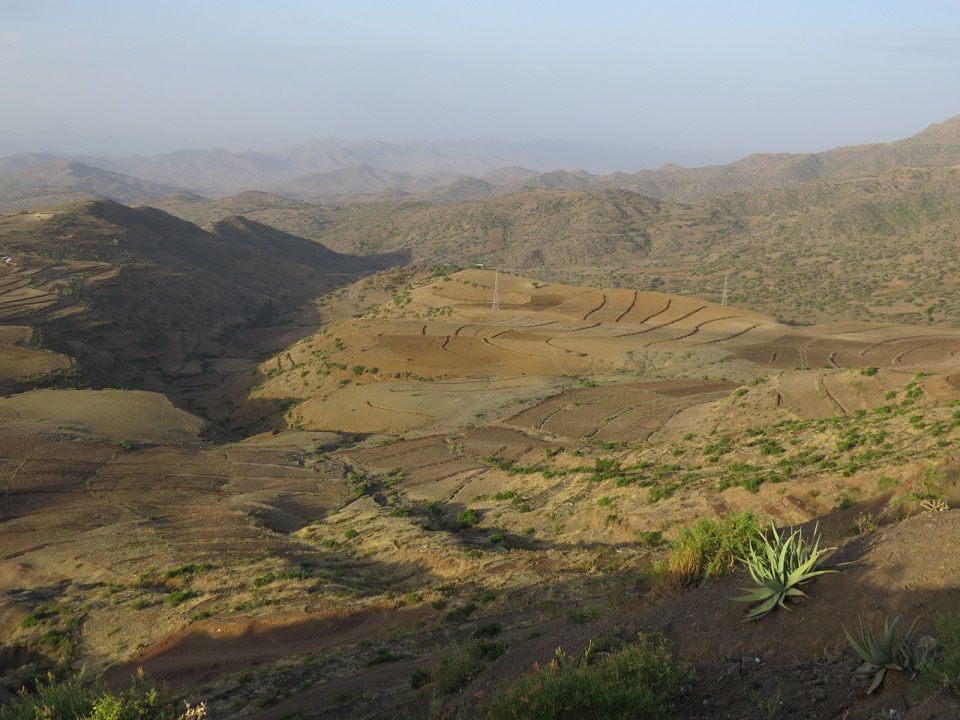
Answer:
(2, 0, 960, 159)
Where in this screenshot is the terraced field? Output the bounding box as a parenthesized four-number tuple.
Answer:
(0, 325, 71, 391)
(242, 270, 960, 443)
(503, 379, 736, 442)
(734, 324, 960, 371)
(0, 258, 116, 323)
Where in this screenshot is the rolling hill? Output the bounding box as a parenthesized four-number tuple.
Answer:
(3, 263, 958, 719)
(274, 164, 462, 200)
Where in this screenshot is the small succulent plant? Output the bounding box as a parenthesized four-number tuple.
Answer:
(732, 523, 836, 620)
(844, 615, 919, 695)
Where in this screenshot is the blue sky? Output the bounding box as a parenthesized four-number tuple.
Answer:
(2, 1, 959, 158)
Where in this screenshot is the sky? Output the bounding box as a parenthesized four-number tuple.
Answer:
(2, 0, 960, 160)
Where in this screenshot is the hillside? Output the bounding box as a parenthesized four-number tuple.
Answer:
(148, 190, 334, 238)
(0, 139, 689, 197)
(630, 165, 960, 325)
(0, 200, 404, 389)
(294, 188, 662, 266)
(130, 136, 705, 185)
(150, 159, 960, 328)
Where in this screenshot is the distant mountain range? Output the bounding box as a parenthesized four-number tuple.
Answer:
(0, 138, 700, 199)
(0, 158, 180, 211)
(3, 115, 960, 208)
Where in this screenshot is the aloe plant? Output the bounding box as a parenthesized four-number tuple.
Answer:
(844, 615, 919, 695)
(732, 523, 836, 620)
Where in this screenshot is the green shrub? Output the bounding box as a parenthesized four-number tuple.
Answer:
(637, 530, 663, 546)
(472, 622, 503, 638)
(162, 563, 212, 581)
(433, 641, 505, 694)
(0, 670, 166, 720)
(758, 439, 785, 456)
(652, 511, 762, 591)
(566, 608, 602, 625)
(483, 634, 693, 720)
(165, 589, 197, 607)
(876, 475, 899, 490)
(410, 668, 432, 689)
(835, 493, 856, 510)
(457, 509, 480, 527)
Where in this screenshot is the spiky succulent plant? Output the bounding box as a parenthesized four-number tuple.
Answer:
(844, 615, 919, 695)
(732, 523, 836, 620)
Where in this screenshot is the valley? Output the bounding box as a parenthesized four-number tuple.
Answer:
(1, 119, 960, 720)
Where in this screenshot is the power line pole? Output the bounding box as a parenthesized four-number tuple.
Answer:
(492, 270, 500, 312)
(721, 272, 728, 307)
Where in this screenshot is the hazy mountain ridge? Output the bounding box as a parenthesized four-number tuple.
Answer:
(602, 115, 960, 200)
(0, 159, 182, 211)
(5, 115, 960, 205)
(0, 138, 694, 197)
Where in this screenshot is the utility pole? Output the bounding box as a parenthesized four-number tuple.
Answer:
(721, 272, 728, 307)
(492, 270, 500, 312)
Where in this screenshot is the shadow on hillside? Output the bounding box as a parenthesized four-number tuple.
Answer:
(233, 537, 960, 720)
(100, 554, 442, 689)
(72, 506, 960, 720)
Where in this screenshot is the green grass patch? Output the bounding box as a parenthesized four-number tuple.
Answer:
(483, 633, 693, 720)
(165, 589, 197, 607)
(919, 613, 960, 696)
(651, 511, 762, 592)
